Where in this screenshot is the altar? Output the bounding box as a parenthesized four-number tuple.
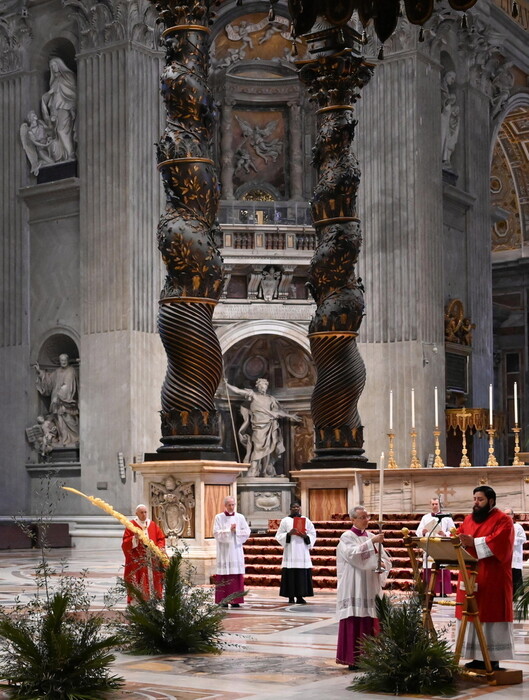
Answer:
(290, 465, 529, 520)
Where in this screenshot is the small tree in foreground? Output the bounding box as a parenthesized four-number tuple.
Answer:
(121, 551, 231, 655)
(0, 572, 123, 700)
(349, 595, 460, 696)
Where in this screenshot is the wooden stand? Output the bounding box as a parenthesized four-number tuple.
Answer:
(402, 528, 523, 685)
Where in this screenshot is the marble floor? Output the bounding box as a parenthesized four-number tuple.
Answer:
(1, 549, 529, 699)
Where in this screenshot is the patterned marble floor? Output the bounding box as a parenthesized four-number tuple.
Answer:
(1, 548, 529, 700)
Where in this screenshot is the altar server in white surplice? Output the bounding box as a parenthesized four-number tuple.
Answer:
(213, 496, 251, 607)
(275, 502, 317, 605)
(336, 506, 391, 670)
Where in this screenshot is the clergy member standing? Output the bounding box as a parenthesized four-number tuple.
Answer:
(336, 506, 392, 670)
(504, 507, 527, 598)
(457, 486, 514, 670)
(213, 496, 251, 607)
(416, 497, 455, 596)
(275, 502, 316, 604)
(122, 504, 166, 604)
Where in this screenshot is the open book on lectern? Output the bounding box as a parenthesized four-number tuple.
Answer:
(414, 536, 478, 566)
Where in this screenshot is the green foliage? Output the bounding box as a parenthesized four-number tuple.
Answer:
(120, 552, 229, 655)
(514, 577, 529, 620)
(0, 591, 123, 699)
(349, 595, 460, 696)
(0, 478, 123, 699)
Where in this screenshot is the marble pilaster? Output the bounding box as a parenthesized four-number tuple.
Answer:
(288, 102, 303, 200)
(0, 41, 32, 513)
(221, 100, 234, 200)
(75, 39, 165, 514)
(356, 50, 445, 468)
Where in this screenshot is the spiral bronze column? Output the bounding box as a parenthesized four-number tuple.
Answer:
(150, 0, 223, 453)
(297, 30, 373, 465)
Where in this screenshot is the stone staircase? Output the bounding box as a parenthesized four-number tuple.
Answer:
(243, 513, 464, 591)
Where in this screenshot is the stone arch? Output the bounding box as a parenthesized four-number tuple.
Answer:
(218, 324, 314, 472)
(37, 332, 79, 370)
(489, 91, 529, 254)
(218, 320, 310, 353)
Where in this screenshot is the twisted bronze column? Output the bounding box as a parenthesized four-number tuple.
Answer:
(298, 35, 373, 465)
(151, 0, 223, 453)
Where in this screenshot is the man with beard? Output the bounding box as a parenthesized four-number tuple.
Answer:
(456, 486, 514, 670)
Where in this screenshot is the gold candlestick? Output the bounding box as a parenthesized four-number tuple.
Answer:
(486, 427, 498, 467)
(409, 430, 421, 468)
(387, 432, 399, 469)
(433, 429, 445, 468)
(459, 428, 471, 467)
(513, 424, 522, 466)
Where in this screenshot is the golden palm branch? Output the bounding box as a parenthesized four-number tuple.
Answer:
(62, 487, 169, 566)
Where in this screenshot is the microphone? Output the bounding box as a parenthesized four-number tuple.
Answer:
(433, 512, 453, 519)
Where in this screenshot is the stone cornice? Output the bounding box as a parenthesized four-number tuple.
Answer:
(62, 0, 160, 51)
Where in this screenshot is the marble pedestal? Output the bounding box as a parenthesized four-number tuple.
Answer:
(237, 477, 296, 531)
(132, 459, 248, 584)
(292, 465, 529, 521)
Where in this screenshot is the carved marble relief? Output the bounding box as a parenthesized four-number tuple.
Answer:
(151, 477, 195, 544)
(0, 14, 31, 75)
(293, 412, 314, 468)
(210, 13, 308, 70)
(232, 108, 286, 197)
(63, 0, 159, 51)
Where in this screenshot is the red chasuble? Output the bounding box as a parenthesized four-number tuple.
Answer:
(456, 508, 514, 623)
(122, 519, 166, 603)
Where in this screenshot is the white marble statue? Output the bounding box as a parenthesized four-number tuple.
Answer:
(35, 353, 79, 447)
(25, 414, 58, 458)
(41, 57, 77, 161)
(19, 111, 55, 176)
(20, 58, 77, 175)
(440, 70, 460, 167)
(227, 378, 301, 477)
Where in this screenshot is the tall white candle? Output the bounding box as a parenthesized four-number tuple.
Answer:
(489, 383, 493, 426)
(411, 388, 415, 429)
(514, 381, 519, 425)
(389, 390, 393, 431)
(379, 452, 385, 522)
(434, 386, 439, 428)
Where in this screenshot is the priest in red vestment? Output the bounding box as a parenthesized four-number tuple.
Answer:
(122, 504, 166, 603)
(456, 486, 514, 670)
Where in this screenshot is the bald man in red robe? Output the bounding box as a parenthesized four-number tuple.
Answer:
(122, 504, 166, 604)
(456, 486, 514, 670)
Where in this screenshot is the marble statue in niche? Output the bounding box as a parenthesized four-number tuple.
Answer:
(440, 70, 460, 168)
(20, 57, 77, 175)
(34, 353, 79, 447)
(226, 378, 301, 477)
(151, 476, 195, 545)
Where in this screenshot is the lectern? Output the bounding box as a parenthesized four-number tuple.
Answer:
(402, 528, 522, 685)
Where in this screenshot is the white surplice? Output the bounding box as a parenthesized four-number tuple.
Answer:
(213, 512, 251, 575)
(336, 529, 392, 620)
(275, 516, 316, 568)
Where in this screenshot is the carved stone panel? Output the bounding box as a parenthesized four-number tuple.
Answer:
(150, 477, 196, 545)
(232, 108, 286, 197)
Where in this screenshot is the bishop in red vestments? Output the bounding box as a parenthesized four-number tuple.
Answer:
(456, 486, 514, 670)
(122, 504, 166, 603)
